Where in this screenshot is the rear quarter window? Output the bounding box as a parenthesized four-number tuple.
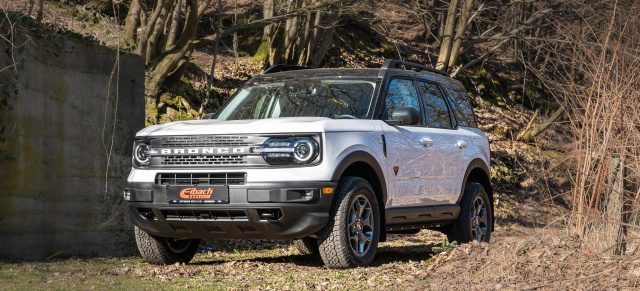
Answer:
(444, 87, 477, 128)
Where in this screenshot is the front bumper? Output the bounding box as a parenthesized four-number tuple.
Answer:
(125, 181, 337, 240)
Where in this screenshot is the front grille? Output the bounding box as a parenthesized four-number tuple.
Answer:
(161, 155, 246, 165)
(156, 173, 246, 186)
(162, 210, 248, 221)
(159, 136, 249, 147)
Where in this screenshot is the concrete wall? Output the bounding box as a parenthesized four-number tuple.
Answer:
(0, 22, 145, 259)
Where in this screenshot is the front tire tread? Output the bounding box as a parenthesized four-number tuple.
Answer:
(318, 176, 380, 268)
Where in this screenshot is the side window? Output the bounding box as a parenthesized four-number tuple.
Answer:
(418, 82, 452, 129)
(445, 87, 477, 128)
(385, 79, 421, 121)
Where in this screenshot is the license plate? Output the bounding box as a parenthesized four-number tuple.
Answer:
(167, 186, 229, 204)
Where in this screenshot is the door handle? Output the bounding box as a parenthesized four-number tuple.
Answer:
(456, 140, 469, 149)
(420, 138, 434, 147)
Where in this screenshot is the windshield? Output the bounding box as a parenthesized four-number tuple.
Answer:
(216, 79, 377, 120)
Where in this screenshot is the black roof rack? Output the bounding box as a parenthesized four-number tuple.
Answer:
(382, 59, 450, 77)
(262, 64, 314, 74)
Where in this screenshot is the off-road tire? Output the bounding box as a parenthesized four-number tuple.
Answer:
(294, 237, 319, 255)
(447, 182, 492, 244)
(134, 225, 200, 265)
(318, 177, 381, 268)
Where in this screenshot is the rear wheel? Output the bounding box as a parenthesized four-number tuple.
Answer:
(318, 177, 381, 268)
(134, 226, 200, 265)
(447, 182, 492, 244)
(294, 237, 319, 255)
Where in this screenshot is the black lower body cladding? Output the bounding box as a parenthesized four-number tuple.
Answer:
(126, 181, 337, 240)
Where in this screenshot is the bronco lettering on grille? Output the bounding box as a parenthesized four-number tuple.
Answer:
(179, 187, 214, 199)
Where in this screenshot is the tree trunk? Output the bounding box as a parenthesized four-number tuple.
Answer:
(436, 0, 460, 71)
(28, 0, 36, 18)
(146, 0, 207, 97)
(446, 0, 474, 70)
(253, 0, 274, 65)
(165, 0, 182, 49)
(307, 9, 323, 65)
(311, 7, 339, 67)
(137, 0, 167, 59)
(199, 2, 222, 117)
(296, 11, 314, 66)
(146, 0, 173, 61)
(282, 12, 302, 63)
(123, 0, 142, 47)
(606, 155, 627, 256)
(437, 0, 446, 38)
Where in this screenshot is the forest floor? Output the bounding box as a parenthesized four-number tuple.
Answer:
(2, 0, 640, 289)
(3, 219, 640, 290)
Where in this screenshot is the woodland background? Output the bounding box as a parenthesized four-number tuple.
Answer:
(1, 0, 640, 289)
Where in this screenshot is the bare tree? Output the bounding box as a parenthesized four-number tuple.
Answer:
(122, 0, 344, 101)
(123, 0, 217, 100)
(254, 0, 345, 68)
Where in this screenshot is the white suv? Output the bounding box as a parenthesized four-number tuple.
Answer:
(125, 60, 493, 268)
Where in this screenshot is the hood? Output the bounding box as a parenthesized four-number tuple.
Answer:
(137, 117, 375, 137)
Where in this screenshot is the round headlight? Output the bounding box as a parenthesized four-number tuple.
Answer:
(134, 144, 151, 166)
(294, 141, 313, 162)
(257, 137, 319, 165)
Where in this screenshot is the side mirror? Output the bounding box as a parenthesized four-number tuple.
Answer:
(385, 107, 421, 126)
(202, 112, 216, 120)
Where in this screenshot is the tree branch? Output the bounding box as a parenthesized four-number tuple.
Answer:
(516, 109, 539, 141)
(452, 3, 563, 77)
(461, 3, 562, 47)
(521, 107, 565, 142)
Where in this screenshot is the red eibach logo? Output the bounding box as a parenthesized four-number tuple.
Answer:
(179, 187, 213, 199)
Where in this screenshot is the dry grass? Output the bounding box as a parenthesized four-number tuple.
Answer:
(530, 1, 640, 254)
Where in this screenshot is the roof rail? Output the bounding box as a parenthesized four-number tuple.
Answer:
(382, 59, 450, 77)
(262, 64, 314, 74)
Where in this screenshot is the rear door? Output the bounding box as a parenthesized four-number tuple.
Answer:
(381, 78, 449, 207)
(416, 81, 471, 204)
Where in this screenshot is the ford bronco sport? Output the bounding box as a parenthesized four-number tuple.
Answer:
(125, 60, 493, 268)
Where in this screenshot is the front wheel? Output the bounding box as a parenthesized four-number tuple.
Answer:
(134, 226, 200, 265)
(318, 177, 381, 268)
(447, 182, 492, 244)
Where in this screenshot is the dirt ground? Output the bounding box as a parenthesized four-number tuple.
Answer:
(3, 222, 640, 290)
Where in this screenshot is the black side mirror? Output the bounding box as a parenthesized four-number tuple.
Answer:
(202, 112, 216, 120)
(385, 107, 421, 126)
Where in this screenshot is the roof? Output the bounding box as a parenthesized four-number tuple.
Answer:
(252, 68, 381, 82)
(248, 66, 463, 89)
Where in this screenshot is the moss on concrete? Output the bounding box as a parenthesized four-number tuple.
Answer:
(0, 16, 143, 259)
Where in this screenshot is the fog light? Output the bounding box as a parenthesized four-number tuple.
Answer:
(258, 209, 282, 221)
(124, 190, 131, 201)
(304, 191, 313, 201)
